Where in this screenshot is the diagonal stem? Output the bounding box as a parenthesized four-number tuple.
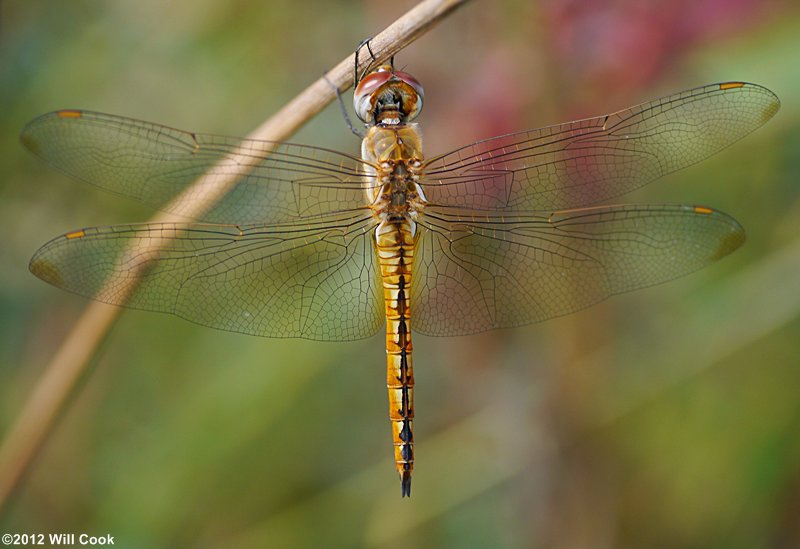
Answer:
(0, 0, 471, 512)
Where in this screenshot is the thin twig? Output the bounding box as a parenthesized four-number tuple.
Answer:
(0, 0, 470, 512)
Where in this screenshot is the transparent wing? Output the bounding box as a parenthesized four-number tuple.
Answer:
(29, 212, 384, 341)
(21, 110, 373, 224)
(422, 82, 779, 211)
(412, 204, 744, 336)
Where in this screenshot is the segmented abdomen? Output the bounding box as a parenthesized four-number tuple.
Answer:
(375, 218, 415, 497)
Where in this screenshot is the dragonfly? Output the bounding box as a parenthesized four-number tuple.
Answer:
(22, 58, 779, 497)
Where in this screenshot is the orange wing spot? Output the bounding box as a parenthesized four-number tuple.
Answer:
(56, 109, 83, 119)
(719, 82, 745, 90)
(693, 206, 714, 215)
(65, 229, 87, 239)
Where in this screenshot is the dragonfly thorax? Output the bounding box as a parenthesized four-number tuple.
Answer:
(368, 164, 427, 220)
(361, 124, 426, 220)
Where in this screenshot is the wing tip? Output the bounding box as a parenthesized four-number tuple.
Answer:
(29, 254, 64, 287)
(717, 81, 781, 124)
(20, 110, 84, 155)
(692, 204, 746, 260)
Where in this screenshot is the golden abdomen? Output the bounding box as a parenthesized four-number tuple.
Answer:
(375, 218, 416, 496)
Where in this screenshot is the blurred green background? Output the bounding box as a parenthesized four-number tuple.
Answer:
(2, 0, 799, 547)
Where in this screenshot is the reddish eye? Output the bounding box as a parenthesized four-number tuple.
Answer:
(394, 71, 425, 99)
(354, 71, 393, 100)
(353, 67, 425, 124)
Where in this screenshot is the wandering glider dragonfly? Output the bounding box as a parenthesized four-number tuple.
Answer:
(22, 59, 779, 496)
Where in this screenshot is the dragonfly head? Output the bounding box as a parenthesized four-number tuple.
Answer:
(354, 65, 424, 126)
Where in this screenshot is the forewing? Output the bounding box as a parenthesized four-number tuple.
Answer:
(29, 213, 383, 340)
(422, 82, 779, 211)
(412, 204, 744, 336)
(21, 110, 372, 224)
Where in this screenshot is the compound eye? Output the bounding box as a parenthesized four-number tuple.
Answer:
(354, 70, 393, 99)
(353, 71, 393, 123)
(393, 71, 425, 101)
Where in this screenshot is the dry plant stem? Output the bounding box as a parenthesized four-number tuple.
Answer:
(0, 0, 471, 511)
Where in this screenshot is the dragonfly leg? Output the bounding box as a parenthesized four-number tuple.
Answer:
(322, 72, 364, 139)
